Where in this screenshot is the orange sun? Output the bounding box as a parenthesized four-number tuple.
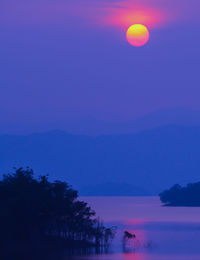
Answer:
(126, 24, 149, 47)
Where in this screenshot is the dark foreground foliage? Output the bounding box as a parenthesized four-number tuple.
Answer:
(159, 182, 200, 206)
(0, 168, 115, 254)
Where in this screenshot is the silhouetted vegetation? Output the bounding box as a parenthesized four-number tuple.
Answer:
(0, 168, 115, 255)
(159, 182, 200, 206)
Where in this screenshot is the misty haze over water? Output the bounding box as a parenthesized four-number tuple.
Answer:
(77, 196, 200, 260)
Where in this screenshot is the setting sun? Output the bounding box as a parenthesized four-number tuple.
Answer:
(126, 24, 149, 47)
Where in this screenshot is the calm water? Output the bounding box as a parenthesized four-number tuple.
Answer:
(74, 196, 200, 260)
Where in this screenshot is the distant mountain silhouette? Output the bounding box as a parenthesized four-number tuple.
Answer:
(58, 107, 200, 135)
(0, 125, 200, 195)
(1, 108, 200, 136)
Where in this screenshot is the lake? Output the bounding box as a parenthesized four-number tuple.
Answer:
(73, 196, 200, 260)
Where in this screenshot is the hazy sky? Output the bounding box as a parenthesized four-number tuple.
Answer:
(0, 0, 200, 133)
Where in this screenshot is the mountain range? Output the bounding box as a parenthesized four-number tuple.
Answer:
(1, 107, 200, 136)
(59, 107, 200, 135)
(0, 124, 200, 195)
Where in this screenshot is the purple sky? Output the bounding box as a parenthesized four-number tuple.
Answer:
(0, 0, 200, 133)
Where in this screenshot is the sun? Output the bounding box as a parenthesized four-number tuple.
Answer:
(126, 24, 149, 47)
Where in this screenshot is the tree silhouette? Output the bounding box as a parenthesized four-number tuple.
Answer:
(0, 167, 115, 252)
(159, 182, 200, 206)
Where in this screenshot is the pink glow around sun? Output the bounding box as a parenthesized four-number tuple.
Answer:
(102, 2, 166, 30)
(95, 2, 167, 46)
